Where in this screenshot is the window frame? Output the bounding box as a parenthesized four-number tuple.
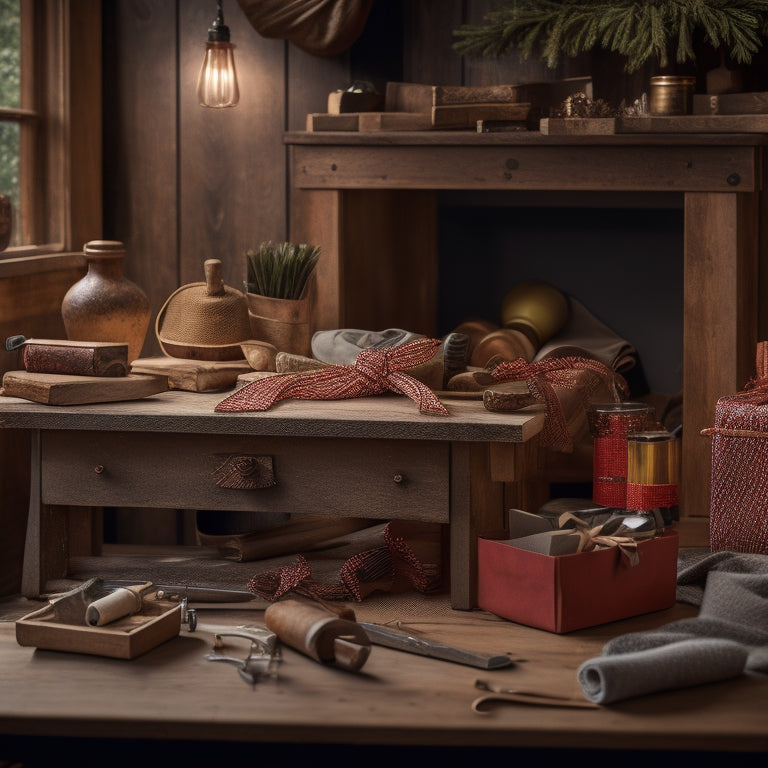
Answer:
(0, 0, 101, 273)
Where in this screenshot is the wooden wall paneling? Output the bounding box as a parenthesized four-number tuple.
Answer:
(401, 0, 464, 86)
(682, 191, 759, 524)
(100, 1, 183, 546)
(102, 1, 178, 361)
(287, 45, 351, 133)
(179, 1, 286, 292)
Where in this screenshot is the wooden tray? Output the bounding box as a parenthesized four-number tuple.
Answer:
(16, 598, 181, 659)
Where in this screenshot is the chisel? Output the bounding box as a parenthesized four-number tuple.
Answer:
(359, 622, 515, 670)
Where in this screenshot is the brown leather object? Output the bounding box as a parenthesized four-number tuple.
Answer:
(471, 328, 537, 368)
(237, 0, 374, 57)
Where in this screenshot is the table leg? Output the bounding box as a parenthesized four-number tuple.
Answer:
(450, 442, 505, 610)
(21, 430, 67, 598)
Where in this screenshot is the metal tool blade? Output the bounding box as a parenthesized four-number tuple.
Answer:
(359, 622, 514, 670)
(103, 581, 263, 604)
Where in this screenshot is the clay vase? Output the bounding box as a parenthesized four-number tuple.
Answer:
(61, 240, 151, 364)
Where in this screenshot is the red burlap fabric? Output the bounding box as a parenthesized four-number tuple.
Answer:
(489, 356, 629, 452)
(215, 337, 449, 415)
(247, 520, 443, 602)
(702, 341, 768, 553)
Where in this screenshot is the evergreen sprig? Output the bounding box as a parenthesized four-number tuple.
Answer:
(245, 241, 321, 300)
(453, 0, 768, 72)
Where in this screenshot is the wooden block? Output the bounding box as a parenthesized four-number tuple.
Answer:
(306, 113, 359, 131)
(130, 356, 252, 393)
(617, 114, 768, 133)
(431, 102, 533, 129)
(1, 370, 168, 405)
(327, 90, 383, 114)
(693, 91, 768, 116)
(539, 117, 616, 135)
(357, 111, 433, 132)
(385, 77, 592, 113)
(15, 338, 128, 377)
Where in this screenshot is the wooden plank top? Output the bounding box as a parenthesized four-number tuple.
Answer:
(1, 592, 767, 753)
(284, 128, 768, 148)
(0, 389, 545, 443)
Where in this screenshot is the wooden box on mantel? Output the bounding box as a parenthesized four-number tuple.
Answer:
(16, 599, 181, 659)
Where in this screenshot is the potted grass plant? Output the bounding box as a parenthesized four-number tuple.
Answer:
(244, 241, 321, 357)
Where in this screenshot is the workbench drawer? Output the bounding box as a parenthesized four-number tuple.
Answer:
(41, 431, 449, 522)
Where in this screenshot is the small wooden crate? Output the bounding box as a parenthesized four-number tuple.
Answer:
(16, 598, 181, 659)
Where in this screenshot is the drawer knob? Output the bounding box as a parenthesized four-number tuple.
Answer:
(94, 465, 104, 474)
(393, 473, 404, 484)
(213, 454, 276, 490)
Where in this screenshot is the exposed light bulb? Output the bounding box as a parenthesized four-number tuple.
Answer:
(197, 1, 239, 108)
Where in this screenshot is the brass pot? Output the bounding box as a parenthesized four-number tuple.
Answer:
(649, 75, 695, 116)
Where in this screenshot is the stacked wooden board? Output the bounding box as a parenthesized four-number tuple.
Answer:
(307, 77, 593, 133)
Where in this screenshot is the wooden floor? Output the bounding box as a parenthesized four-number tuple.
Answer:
(1, 577, 767, 767)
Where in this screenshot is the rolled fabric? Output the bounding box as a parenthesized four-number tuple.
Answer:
(577, 638, 748, 704)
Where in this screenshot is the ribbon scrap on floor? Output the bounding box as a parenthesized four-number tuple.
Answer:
(215, 337, 449, 415)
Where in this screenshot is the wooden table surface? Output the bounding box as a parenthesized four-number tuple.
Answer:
(1, 588, 766, 764)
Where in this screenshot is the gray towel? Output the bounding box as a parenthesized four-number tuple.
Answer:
(311, 328, 423, 365)
(577, 551, 768, 704)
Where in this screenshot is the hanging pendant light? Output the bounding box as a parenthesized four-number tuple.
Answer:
(197, 1, 240, 108)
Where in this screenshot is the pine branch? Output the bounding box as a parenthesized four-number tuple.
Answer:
(452, 0, 768, 72)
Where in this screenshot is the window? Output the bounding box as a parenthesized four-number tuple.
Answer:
(0, 0, 101, 261)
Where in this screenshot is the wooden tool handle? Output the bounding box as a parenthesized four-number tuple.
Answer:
(264, 599, 371, 671)
(85, 582, 151, 626)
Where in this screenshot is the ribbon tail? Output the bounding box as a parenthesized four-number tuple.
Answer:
(215, 367, 363, 412)
(387, 371, 449, 415)
(385, 337, 443, 370)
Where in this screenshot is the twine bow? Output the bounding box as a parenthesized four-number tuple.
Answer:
(558, 512, 639, 567)
(215, 337, 449, 415)
(489, 356, 629, 452)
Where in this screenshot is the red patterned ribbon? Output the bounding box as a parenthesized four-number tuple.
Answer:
(489, 356, 629, 452)
(626, 482, 678, 510)
(215, 337, 449, 415)
(247, 522, 441, 602)
(593, 435, 630, 507)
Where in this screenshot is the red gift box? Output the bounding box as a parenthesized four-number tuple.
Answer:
(477, 529, 679, 633)
(702, 341, 768, 554)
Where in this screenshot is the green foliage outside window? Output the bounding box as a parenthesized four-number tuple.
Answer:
(0, 0, 21, 220)
(453, 0, 768, 73)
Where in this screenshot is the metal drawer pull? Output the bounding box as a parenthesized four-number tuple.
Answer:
(213, 454, 276, 489)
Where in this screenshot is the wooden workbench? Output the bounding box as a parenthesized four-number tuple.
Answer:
(0, 589, 766, 765)
(0, 389, 544, 609)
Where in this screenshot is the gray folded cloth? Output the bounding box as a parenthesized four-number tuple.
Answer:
(578, 639, 749, 704)
(535, 296, 637, 374)
(577, 552, 768, 704)
(312, 328, 424, 365)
